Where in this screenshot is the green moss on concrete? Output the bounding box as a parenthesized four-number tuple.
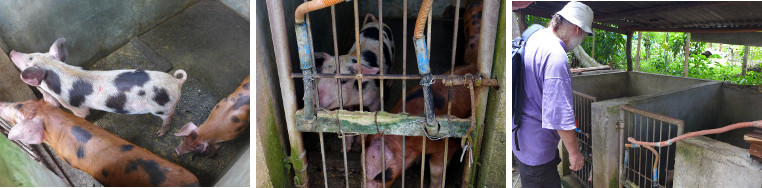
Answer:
(264, 102, 289, 188)
(0, 135, 67, 186)
(609, 173, 619, 188)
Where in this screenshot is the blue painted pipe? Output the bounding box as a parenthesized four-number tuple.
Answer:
(296, 22, 316, 124)
(414, 38, 430, 74)
(413, 37, 438, 134)
(296, 23, 312, 70)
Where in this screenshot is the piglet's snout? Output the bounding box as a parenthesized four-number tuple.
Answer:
(9, 50, 20, 64)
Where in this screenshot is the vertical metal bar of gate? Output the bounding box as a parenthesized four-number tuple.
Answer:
(571, 91, 596, 188)
(620, 105, 683, 188)
(351, 0, 364, 187)
(377, 0, 388, 186)
(401, 0, 408, 185)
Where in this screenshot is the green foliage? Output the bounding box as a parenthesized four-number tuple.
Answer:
(581, 28, 626, 69)
(524, 15, 549, 27)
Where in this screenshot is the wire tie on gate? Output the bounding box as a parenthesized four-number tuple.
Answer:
(460, 142, 470, 162)
(419, 119, 443, 140)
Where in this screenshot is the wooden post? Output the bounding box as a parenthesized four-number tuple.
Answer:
(684, 33, 690, 77)
(743, 45, 749, 76)
(635, 31, 642, 71)
(517, 13, 527, 33)
(590, 28, 595, 60)
(626, 31, 633, 71)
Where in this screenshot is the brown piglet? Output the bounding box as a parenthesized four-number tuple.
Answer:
(364, 64, 478, 188)
(174, 75, 250, 157)
(1, 100, 199, 186)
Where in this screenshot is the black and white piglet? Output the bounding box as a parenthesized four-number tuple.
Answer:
(9, 38, 187, 136)
(314, 13, 395, 112)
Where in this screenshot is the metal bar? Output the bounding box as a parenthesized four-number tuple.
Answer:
(379, 1, 386, 185)
(665, 123, 672, 188)
(442, 137, 449, 188)
(402, 135, 406, 187)
(379, 0, 385, 113)
(352, 1, 361, 187)
(361, 134, 366, 188)
(319, 133, 328, 188)
(295, 109, 472, 137)
(621, 105, 683, 126)
(420, 137, 426, 188)
(293, 73, 499, 86)
(265, 0, 309, 185)
(401, 0, 408, 185)
(572, 90, 597, 101)
(341, 134, 348, 187)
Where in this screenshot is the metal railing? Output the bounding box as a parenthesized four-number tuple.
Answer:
(620, 105, 684, 188)
(571, 91, 596, 188)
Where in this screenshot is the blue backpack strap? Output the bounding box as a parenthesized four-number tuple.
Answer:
(512, 24, 544, 151)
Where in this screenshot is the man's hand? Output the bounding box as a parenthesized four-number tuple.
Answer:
(568, 147, 584, 171)
(558, 129, 584, 171)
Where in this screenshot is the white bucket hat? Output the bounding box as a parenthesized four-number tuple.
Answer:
(557, 1, 594, 35)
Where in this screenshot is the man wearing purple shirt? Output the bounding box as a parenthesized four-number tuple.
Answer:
(514, 2, 594, 187)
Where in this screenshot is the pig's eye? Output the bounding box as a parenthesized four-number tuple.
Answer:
(28, 57, 32, 61)
(340, 79, 352, 84)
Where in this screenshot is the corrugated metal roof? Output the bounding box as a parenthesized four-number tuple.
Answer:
(514, 1, 762, 33)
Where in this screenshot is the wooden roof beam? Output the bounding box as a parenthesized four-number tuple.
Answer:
(596, 2, 730, 22)
(621, 26, 762, 33)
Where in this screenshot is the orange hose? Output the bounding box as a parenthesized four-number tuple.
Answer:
(626, 144, 660, 177)
(413, 0, 433, 39)
(628, 120, 761, 147)
(295, 0, 345, 23)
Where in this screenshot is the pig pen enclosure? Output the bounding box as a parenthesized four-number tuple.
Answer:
(568, 71, 762, 188)
(258, 0, 506, 187)
(515, 2, 762, 188)
(0, 0, 249, 186)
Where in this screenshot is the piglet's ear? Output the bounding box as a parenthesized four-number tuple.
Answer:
(20, 67, 47, 86)
(49, 38, 68, 62)
(174, 122, 198, 136)
(8, 117, 44, 145)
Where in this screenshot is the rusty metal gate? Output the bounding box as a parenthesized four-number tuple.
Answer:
(571, 91, 595, 188)
(619, 105, 684, 188)
(265, 0, 501, 187)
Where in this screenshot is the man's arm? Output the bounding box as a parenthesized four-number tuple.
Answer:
(558, 129, 583, 171)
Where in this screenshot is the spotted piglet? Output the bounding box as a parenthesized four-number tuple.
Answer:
(174, 76, 249, 157)
(9, 38, 187, 136)
(1, 100, 199, 186)
(314, 13, 395, 112)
